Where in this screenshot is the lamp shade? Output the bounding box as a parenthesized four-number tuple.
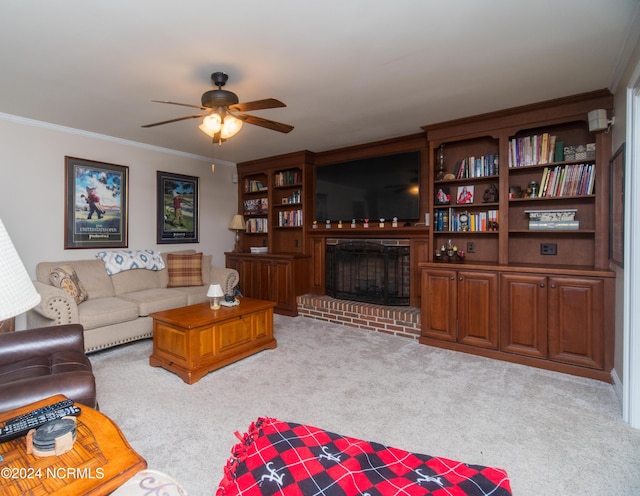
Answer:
(206, 284, 224, 298)
(0, 218, 41, 320)
(229, 214, 246, 231)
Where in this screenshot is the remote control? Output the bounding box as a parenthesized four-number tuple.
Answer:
(3, 399, 74, 426)
(0, 404, 81, 443)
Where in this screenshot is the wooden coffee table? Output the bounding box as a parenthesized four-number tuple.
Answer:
(0, 395, 146, 496)
(149, 297, 277, 384)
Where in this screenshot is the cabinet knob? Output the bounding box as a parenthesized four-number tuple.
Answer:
(550, 283, 556, 289)
(459, 277, 463, 281)
(540, 283, 545, 288)
(450, 276, 455, 280)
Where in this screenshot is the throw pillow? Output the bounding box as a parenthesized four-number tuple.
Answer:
(49, 265, 89, 304)
(167, 252, 203, 287)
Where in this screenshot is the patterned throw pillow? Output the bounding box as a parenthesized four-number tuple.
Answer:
(49, 265, 89, 304)
(166, 252, 203, 287)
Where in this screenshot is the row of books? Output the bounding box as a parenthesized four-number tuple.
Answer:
(509, 133, 563, 167)
(453, 154, 499, 179)
(435, 208, 499, 232)
(277, 209, 303, 227)
(243, 198, 268, 215)
(244, 179, 267, 193)
(538, 163, 595, 197)
(273, 170, 302, 187)
(245, 218, 268, 233)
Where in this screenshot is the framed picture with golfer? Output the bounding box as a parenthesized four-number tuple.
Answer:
(64, 157, 129, 249)
(157, 171, 199, 244)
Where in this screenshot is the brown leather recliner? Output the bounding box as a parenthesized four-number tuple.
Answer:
(0, 324, 97, 413)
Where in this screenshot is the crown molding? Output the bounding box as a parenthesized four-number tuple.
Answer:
(0, 112, 236, 168)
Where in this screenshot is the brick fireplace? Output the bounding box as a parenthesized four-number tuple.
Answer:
(297, 238, 421, 339)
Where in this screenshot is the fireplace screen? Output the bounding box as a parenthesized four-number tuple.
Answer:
(326, 241, 410, 306)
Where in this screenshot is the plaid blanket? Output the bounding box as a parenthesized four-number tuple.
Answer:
(217, 418, 512, 496)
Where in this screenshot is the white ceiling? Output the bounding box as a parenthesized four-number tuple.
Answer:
(1, 1, 639, 164)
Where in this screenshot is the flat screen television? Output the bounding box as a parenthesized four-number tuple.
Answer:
(315, 151, 421, 222)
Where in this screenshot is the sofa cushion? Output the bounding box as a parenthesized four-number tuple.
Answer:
(159, 250, 196, 288)
(118, 289, 188, 316)
(167, 253, 203, 287)
(169, 285, 209, 306)
(78, 297, 139, 330)
(49, 265, 88, 305)
(111, 268, 162, 296)
(37, 260, 115, 299)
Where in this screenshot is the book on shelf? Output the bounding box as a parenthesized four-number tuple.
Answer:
(537, 164, 594, 198)
(244, 179, 267, 193)
(525, 209, 577, 221)
(245, 218, 268, 233)
(453, 154, 499, 178)
(278, 209, 303, 227)
(243, 198, 268, 214)
(274, 170, 302, 187)
(529, 220, 579, 230)
(435, 208, 499, 232)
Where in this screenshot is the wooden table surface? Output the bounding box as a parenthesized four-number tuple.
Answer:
(0, 395, 146, 496)
(149, 296, 277, 328)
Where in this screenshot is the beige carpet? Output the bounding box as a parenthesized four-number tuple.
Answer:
(89, 314, 640, 496)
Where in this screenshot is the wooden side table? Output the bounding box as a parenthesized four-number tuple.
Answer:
(0, 395, 146, 495)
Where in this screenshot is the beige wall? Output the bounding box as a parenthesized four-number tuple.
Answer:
(611, 31, 640, 386)
(0, 116, 238, 329)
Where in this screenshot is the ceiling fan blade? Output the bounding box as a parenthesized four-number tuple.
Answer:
(229, 98, 286, 112)
(151, 100, 209, 111)
(141, 113, 208, 128)
(237, 114, 294, 133)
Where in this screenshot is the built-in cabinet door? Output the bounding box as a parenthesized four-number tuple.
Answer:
(548, 276, 604, 369)
(421, 269, 457, 342)
(500, 273, 548, 358)
(271, 260, 293, 312)
(227, 257, 258, 298)
(457, 271, 499, 349)
(257, 259, 275, 301)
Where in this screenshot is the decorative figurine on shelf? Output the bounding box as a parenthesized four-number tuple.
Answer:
(338, 220, 343, 229)
(436, 144, 446, 180)
(312, 220, 318, 229)
(325, 219, 331, 229)
(363, 218, 369, 228)
(351, 219, 356, 228)
(527, 181, 540, 198)
(379, 218, 385, 228)
(483, 183, 499, 203)
(392, 217, 398, 228)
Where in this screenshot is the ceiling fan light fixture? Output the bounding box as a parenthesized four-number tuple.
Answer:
(201, 113, 222, 135)
(220, 115, 243, 139)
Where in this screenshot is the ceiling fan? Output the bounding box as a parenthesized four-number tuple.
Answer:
(142, 72, 294, 141)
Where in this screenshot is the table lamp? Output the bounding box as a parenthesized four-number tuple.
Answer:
(207, 284, 224, 310)
(229, 214, 246, 252)
(0, 218, 41, 332)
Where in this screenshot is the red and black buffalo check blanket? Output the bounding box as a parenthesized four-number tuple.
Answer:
(216, 417, 512, 496)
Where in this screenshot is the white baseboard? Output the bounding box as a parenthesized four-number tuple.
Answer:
(611, 368, 624, 406)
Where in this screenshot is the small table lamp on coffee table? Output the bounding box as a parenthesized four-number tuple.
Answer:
(207, 284, 224, 310)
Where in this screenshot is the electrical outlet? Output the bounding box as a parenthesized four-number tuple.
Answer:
(467, 242, 475, 253)
(540, 243, 557, 255)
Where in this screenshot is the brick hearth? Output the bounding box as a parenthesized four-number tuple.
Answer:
(296, 294, 421, 340)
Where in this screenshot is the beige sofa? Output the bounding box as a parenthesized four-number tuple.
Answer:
(26, 250, 239, 353)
